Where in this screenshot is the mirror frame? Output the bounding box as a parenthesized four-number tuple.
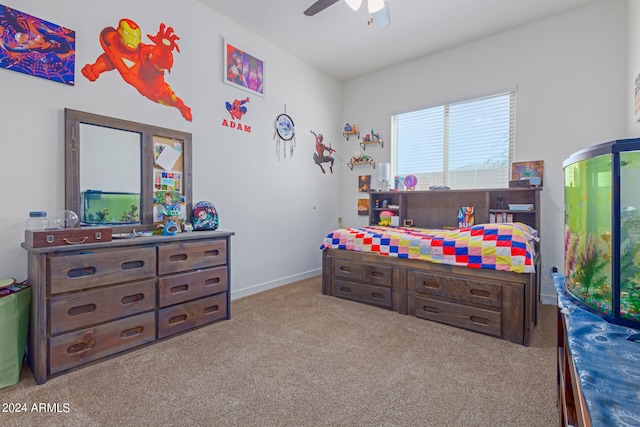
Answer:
(65, 108, 193, 231)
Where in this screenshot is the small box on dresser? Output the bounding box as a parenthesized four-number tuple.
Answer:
(25, 227, 112, 247)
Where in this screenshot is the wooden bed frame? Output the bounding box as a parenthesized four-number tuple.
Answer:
(322, 247, 539, 346)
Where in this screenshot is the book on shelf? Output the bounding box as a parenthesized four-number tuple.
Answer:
(508, 204, 534, 211)
(458, 206, 474, 227)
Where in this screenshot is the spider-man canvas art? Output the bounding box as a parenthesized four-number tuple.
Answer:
(0, 5, 75, 85)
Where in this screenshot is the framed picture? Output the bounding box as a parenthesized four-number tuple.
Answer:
(224, 38, 264, 97)
(358, 175, 371, 192)
(357, 198, 369, 216)
(0, 5, 75, 85)
(511, 160, 544, 187)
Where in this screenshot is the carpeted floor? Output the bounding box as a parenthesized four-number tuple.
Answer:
(0, 276, 558, 426)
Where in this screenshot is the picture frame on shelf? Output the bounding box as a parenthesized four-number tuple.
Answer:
(223, 38, 265, 97)
(511, 160, 544, 187)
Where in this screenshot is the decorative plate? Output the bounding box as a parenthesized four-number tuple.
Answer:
(192, 201, 219, 231)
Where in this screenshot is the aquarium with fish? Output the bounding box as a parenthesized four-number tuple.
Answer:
(81, 190, 140, 225)
(563, 138, 640, 328)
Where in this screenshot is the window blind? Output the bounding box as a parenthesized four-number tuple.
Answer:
(393, 91, 515, 190)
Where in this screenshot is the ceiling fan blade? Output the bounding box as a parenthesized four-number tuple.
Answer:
(304, 0, 340, 16)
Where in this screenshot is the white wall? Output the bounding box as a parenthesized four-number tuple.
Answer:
(0, 0, 343, 298)
(340, 0, 628, 303)
(0, 1, 630, 304)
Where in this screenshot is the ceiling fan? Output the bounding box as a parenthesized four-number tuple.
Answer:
(304, 0, 390, 28)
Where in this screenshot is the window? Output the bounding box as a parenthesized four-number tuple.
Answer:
(392, 91, 515, 190)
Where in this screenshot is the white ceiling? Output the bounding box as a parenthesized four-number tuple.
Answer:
(197, 0, 600, 82)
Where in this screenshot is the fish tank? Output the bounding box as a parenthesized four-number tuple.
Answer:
(81, 190, 140, 225)
(563, 138, 640, 328)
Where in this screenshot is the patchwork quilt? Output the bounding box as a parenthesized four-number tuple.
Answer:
(321, 223, 537, 273)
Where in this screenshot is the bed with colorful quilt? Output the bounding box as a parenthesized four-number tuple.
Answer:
(321, 223, 540, 345)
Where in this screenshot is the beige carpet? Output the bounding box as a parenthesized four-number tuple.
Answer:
(0, 276, 558, 426)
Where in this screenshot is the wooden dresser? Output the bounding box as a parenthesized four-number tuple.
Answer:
(22, 230, 233, 384)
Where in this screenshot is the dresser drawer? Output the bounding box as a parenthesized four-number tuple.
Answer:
(158, 293, 227, 339)
(410, 294, 502, 337)
(333, 278, 392, 309)
(333, 259, 392, 287)
(49, 279, 156, 335)
(157, 240, 227, 275)
(49, 311, 155, 375)
(158, 266, 228, 308)
(49, 247, 156, 294)
(409, 270, 503, 309)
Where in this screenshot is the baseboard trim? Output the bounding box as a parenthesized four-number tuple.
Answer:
(231, 269, 322, 300)
(541, 292, 556, 305)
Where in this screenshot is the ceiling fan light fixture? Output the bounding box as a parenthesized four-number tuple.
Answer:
(367, 0, 385, 14)
(344, 0, 363, 11)
(372, 2, 390, 28)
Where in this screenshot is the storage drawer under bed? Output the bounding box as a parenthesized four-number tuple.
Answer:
(333, 259, 393, 287)
(409, 270, 503, 309)
(333, 278, 393, 309)
(409, 293, 502, 337)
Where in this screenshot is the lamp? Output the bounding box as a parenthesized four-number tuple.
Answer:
(378, 162, 391, 190)
(345, 0, 363, 11)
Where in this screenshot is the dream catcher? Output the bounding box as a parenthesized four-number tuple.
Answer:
(273, 106, 296, 160)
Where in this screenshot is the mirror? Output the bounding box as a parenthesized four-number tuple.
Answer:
(65, 108, 192, 231)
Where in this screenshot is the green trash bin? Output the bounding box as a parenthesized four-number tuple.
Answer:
(0, 279, 31, 389)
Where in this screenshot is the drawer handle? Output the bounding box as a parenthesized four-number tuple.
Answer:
(67, 339, 96, 354)
(371, 271, 385, 279)
(169, 314, 188, 325)
(204, 277, 221, 286)
(470, 316, 489, 325)
(63, 237, 88, 245)
(340, 286, 352, 293)
(203, 304, 219, 314)
(371, 292, 384, 299)
(204, 249, 220, 257)
(67, 303, 97, 316)
(170, 284, 189, 294)
(67, 267, 96, 278)
(121, 293, 145, 304)
(422, 281, 440, 289)
(120, 326, 144, 338)
(121, 260, 145, 270)
(470, 289, 491, 298)
(169, 254, 188, 262)
(423, 306, 439, 314)
(339, 266, 352, 273)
